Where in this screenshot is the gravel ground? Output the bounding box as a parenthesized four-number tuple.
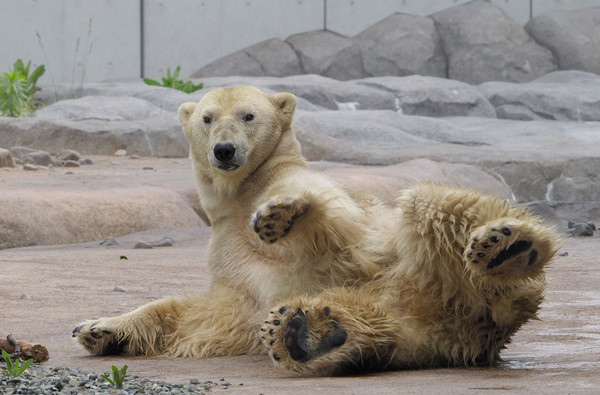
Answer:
(0, 363, 234, 394)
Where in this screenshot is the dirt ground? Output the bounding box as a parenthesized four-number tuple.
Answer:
(1, 158, 599, 394)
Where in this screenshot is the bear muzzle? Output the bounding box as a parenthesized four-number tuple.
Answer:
(210, 142, 246, 172)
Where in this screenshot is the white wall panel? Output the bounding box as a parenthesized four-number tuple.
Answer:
(143, 0, 324, 80)
(0, 0, 139, 86)
(532, 0, 600, 17)
(326, 0, 532, 37)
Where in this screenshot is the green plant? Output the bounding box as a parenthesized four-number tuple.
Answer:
(102, 364, 128, 388)
(0, 59, 45, 117)
(143, 66, 203, 93)
(2, 350, 34, 378)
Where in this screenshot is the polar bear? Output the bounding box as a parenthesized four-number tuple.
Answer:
(73, 86, 559, 375)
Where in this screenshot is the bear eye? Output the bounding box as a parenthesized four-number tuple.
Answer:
(203, 116, 212, 125)
(244, 113, 254, 122)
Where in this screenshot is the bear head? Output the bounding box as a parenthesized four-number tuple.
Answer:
(178, 86, 297, 197)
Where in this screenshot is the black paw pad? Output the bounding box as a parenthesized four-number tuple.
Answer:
(284, 310, 310, 361)
(487, 240, 532, 269)
(283, 308, 347, 363)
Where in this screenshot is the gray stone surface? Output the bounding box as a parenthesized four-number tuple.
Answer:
(2, 95, 188, 157)
(358, 75, 496, 117)
(10, 146, 53, 166)
(355, 13, 446, 78)
(285, 30, 362, 81)
(478, 70, 600, 121)
(525, 7, 600, 75)
(431, 0, 556, 84)
(192, 38, 301, 79)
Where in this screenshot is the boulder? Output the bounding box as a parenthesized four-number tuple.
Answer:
(357, 75, 496, 117)
(294, 110, 463, 165)
(1, 96, 188, 157)
(355, 13, 446, 78)
(33, 95, 162, 122)
(191, 38, 301, 78)
(431, 0, 556, 84)
(10, 146, 53, 166)
(254, 74, 397, 111)
(37, 82, 198, 113)
(478, 70, 600, 121)
(0, 187, 202, 250)
(525, 7, 600, 75)
(286, 30, 362, 80)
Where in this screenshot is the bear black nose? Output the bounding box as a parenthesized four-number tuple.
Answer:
(214, 143, 235, 162)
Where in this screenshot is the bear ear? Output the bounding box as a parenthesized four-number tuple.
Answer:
(269, 92, 297, 130)
(178, 102, 197, 127)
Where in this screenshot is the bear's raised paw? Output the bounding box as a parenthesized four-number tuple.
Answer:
(465, 222, 540, 276)
(252, 197, 309, 243)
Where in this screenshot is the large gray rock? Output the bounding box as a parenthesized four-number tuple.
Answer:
(431, 0, 556, 84)
(192, 38, 301, 78)
(252, 74, 397, 111)
(33, 96, 162, 121)
(525, 7, 600, 75)
(294, 110, 463, 165)
(38, 82, 197, 113)
(355, 13, 446, 78)
(286, 30, 362, 81)
(10, 146, 53, 166)
(357, 75, 496, 117)
(1, 96, 188, 157)
(478, 70, 600, 121)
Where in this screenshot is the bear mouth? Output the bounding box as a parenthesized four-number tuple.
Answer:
(217, 163, 240, 172)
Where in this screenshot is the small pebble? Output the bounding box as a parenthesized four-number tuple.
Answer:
(142, 166, 154, 171)
(20, 293, 31, 300)
(113, 286, 128, 293)
(134, 241, 153, 249)
(114, 149, 127, 157)
(100, 237, 120, 246)
(80, 158, 93, 165)
(63, 160, 80, 168)
(150, 237, 175, 247)
(23, 163, 38, 171)
(130, 154, 141, 159)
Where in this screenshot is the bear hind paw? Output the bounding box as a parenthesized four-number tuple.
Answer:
(465, 223, 541, 277)
(262, 304, 347, 370)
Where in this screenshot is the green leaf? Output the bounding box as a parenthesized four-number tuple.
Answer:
(143, 78, 161, 86)
(15, 358, 33, 376)
(102, 374, 115, 385)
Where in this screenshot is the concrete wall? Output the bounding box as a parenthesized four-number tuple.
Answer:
(1, 0, 599, 84)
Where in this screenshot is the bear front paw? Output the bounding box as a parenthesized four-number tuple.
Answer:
(72, 319, 126, 356)
(251, 197, 309, 243)
(465, 222, 538, 277)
